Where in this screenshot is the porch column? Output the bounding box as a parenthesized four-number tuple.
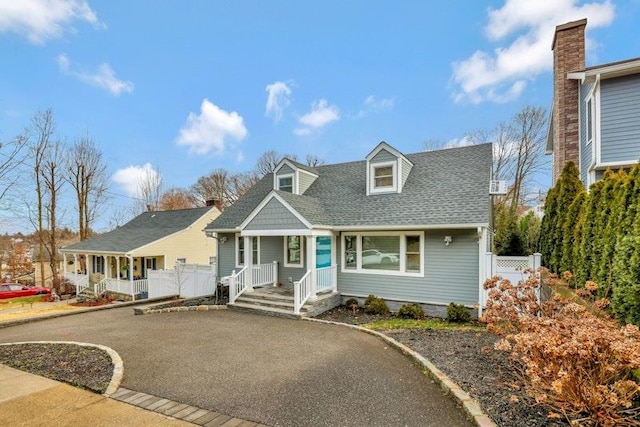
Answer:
(127, 256, 134, 300)
(307, 236, 317, 301)
(244, 236, 253, 291)
(73, 254, 79, 296)
(102, 255, 107, 278)
(331, 234, 338, 292)
(115, 257, 121, 291)
(85, 254, 90, 275)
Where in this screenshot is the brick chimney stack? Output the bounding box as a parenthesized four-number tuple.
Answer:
(551, 19, 587, 182)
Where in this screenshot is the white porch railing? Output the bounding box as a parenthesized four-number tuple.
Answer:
(294, 270, 312, 315)
(229, 266, 248, 304)
(316, 265, 337, 293)
(65, 272, 89, 296)
(229, 262, 278, 304)
(94, 278, 108, 296)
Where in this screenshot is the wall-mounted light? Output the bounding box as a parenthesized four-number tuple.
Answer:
(444, 236, 452, 246)
(205, 231, 226, 244)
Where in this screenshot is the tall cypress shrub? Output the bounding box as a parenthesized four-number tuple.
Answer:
(575, 178, 605, 284)
(591, 170, 621, 291)
(541, 162, 583, 273)
(560, 191, 585, 276)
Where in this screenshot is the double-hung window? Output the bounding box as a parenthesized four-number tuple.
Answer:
(278, 175, 293, 193)
(369, 161, 397, 194)
(237, 235, 259, 267)
(284, 236, 303, 267)
(342, 232, 423, 276)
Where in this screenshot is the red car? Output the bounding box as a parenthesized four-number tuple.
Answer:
(0, 283, 51, 299)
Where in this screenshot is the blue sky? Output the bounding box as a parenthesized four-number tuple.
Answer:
(1, 0, 639, 233)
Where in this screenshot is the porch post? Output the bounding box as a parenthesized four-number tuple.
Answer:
(115, 257, 121, 292)
(307, 236, 317, 301)
(244, 236, 253, 291)
(85, 254, 90, 276)
(128, 256, 134, 300)
(331, 234, 338, 292)
(272, 260, 278, 287)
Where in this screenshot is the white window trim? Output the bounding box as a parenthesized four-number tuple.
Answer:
(176, 258, 186, 264)
(341, 231, 424, 277)
(283, 236, 304, 268)
(369, 161, 397, 194)
(277, 173, 295, 193)
(235, 234, 260, 268)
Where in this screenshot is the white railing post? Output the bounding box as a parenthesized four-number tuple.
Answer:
(244, 237, 253, 292)
(229, 270, 237, 303)
(307, 236, 317, 301)
(272, 260, 278, 286)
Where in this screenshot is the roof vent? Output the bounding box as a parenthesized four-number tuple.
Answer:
(489, 180, 508, 195)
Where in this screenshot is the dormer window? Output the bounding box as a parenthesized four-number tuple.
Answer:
(370, 161, 397, 194)
(278, 175, 293, 193)
(365, 141, 413, 196)
(373, 164, 394, 189)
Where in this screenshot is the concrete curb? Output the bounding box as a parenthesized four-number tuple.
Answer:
(0, 340, 124, 397)
(0, 296, 176, 329)
(305, 318, 497, 427)
(134, 304, 228, 315)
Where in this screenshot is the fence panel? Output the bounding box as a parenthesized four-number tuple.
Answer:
(147, 263, 217, 299)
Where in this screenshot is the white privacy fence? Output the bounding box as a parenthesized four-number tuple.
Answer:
(479, 253, 542, 316)
(147, 263, 217, 299)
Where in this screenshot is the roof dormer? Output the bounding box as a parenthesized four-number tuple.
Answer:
(273, 158, 319, 195)
(365, 141, 413, 195)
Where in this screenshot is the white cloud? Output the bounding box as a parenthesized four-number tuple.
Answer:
(176, 98, 248, 155)
(57, 54, 134, 96)
(112, 163, 159, 198)
(294, 99, 339, 135)
(356, 95, 395, 118)
(0, 0, 102, 45)
(451, 0, 615, 104)
(265, 81, 292, 122)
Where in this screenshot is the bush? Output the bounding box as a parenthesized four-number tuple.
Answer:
(398, 303, 424, 319)
(344, 298, 359, 308)
(484, 273, 640, 425)
(363, 295, 389, 315)
(446, 303, 470, 323)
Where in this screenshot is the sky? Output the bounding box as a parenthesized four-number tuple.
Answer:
(1, 0, 639, 233)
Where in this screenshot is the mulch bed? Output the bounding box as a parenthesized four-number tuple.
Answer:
(0, 343, 113, 394)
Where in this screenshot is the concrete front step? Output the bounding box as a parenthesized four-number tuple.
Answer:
(229, 291, 342, 318)
(228, 302, 306, 319)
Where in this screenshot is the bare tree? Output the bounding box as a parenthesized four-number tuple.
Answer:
(41, 139, 66, 280)
(466, 105, 548, 208)
(159, 187, 198, 210)
(305, 154, 325, 167)
(28, 109, 56, 286)
(191, 169, 259, 210)
(135, 165, 163, 212)
(255, 150, 299, 176)
(65, 137, 108, 240)
(0, 133, 28, 201)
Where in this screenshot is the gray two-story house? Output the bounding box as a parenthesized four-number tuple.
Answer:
(547, 18, 640, 186)
(205, 142, 494, 317)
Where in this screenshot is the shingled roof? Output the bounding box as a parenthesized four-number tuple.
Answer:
(62, 206, 216, 253)
(205, 143, 492, 231)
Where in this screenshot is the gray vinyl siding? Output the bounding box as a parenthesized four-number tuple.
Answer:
(400, 158, 412, 189)
(260, 236, 307, 283)
(218, 233, 236, 277)
(579, 81, 594, 184)
(600, 75, 640, 164)
(370, 149, 396, 163)
(336, 229, 479, 305)
(298, 170, 317, 194)
(244, 198, 308, 230)
(277, 164, 295, 175)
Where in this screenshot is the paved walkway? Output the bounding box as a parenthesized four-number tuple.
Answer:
(0, 306, 474, 426)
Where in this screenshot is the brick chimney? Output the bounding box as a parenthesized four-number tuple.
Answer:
(206, 199, 223, 211)
(551, 18, 587, 183)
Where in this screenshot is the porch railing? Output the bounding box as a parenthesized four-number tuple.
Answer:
(294, 270, 312, 315)
(229, 266, 249, 304)
(316, 265, 337, 293)
(251, 261, 278, 287)
(94, 278, 108, 296)
(65, 272, 89, 296)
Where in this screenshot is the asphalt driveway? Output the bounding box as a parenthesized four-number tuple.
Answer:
(0, 307, 472, 426)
